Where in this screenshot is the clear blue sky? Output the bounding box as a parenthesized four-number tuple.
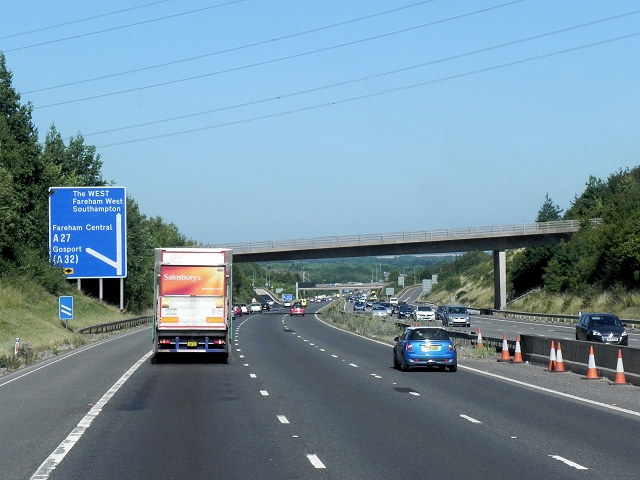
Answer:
(2, 1, 638, 244)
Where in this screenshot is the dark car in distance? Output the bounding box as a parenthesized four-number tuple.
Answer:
(353, 301, 366, 312)
(397, 304, 415, 320)
(575, 313, 628, 346)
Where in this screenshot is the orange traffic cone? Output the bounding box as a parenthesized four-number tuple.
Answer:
(612, 349, 628, 385)
(512, 335, 524, 363)
(476, 329, 484, 349)
(497, 334, 511, 362)
(583, 346, 599, 379)
(547, 340, 556, 371)
(553, 342, 566, 372)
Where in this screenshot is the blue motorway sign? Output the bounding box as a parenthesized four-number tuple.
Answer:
(282, 293, 293, 301)
(59, 296, 73, 320)
(49, 186, 127, 279)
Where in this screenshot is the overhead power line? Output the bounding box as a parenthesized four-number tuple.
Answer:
(3, 0, 250, 53)
(24, 0, 444, 94)
(0, 0, 178, 40)
(84, 11, 640, 138)
(96, 31, 640, 148)
(34, 0, 528, 108)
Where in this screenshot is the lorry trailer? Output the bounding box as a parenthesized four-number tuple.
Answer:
(153, 248, 232, 361)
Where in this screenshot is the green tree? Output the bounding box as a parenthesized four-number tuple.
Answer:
(509, 194, 563, 294)
(0, 53, 48, 251)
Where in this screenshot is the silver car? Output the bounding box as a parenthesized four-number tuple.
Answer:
(442, 305, 470, 327)
(371, 306, 388, 318)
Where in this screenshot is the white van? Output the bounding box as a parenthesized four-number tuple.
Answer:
(389, 297, 399, 306)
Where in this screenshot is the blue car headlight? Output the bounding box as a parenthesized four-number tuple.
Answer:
(592, 330, 602, 337)
(622, 330, 628, 336)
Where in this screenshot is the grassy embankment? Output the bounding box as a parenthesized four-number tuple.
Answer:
(420, 272, 640, 320)
(0, 278, 132, 369)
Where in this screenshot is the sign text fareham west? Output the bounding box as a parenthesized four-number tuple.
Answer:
(49, 187, 127, 279)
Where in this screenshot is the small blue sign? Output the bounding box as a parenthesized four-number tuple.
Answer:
(49, 186, 127, 279)
(282, 293, 293, 301)
(59, 296, 74, 320)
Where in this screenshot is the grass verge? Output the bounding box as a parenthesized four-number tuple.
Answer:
(0, 277, 133, 372)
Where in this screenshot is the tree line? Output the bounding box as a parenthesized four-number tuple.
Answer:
(420, 168, 640, 301)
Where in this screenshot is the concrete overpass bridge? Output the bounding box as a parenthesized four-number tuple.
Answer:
(212, 219, 601, 310)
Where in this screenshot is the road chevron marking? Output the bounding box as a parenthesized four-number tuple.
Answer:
(30, 350, 153, 480)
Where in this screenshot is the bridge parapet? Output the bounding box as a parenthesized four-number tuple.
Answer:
(213, 219, 601, 256)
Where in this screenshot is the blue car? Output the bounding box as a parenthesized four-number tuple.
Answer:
(393, 327, 457, 372)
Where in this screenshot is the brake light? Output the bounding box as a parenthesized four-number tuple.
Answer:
(448, 343, 455, 351)
(405, 343, 413, 352)
(159, 339, 172, 345)
(211, 339, 225, 345)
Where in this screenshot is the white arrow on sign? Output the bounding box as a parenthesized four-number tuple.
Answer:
(86, 213, 123, 276)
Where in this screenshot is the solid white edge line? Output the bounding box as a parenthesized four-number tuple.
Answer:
(307, 454, 326, 469)
(30, 350, 153, 480)
(548, 455, 588, 470)
(314, 311, 640, 418)
(0, 329, 147, 388)
(460, 414, 482, 424)
(459, 365, 640, 418)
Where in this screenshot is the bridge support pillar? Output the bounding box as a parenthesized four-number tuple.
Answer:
(493, 250, 506, 311)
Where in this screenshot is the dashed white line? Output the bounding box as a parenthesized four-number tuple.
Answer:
(306, 454, 326, 469)
(349, 363, 358, 368)
(409, 391, 420, 396)
(277, 415, 289, 424)
(460, 414, 482, 424)
(260, 390, 269, 396)
(249, 374, 256, 378)
(548, 455, 588, 470)
(331, 355, 338, 358)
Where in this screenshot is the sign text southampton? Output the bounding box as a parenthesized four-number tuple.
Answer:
(49, 187, 127, 279)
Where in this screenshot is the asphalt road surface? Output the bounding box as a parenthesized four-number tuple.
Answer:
(2, 305, 639, 479)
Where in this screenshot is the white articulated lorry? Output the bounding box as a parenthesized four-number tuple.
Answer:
(153, 247, 232, 361)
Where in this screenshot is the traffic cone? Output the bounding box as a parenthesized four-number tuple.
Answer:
(512, 335, 524, 363)
(476, 329, 484, 349)
(612, 349, 628, 385)
(547, 340, 556, 371)
(583, 346, 598, 379)
(553, 342, 566, 372)
(497, 334, 511, 362)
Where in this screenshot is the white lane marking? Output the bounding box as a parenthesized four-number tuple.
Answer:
(548, 455, 588, 470)
(349, 363, 358, 368)
(409, 391, 420, 396)
(260, 390, 269, 396)
(277, 415, 289, 424)
(236, 349, 242, 352)
(243, 364, 249, 367)
(30, 350, 152, 480)
(460, 365, 640, 418)
(309, 343, 315, 346)
(460, 414, 482, 424)
(239, 355, 244, 358)
(319, 349, 325, 352)
(306, 454, 326, 469)
(249, 374, 257, 378)
(331, 355, 338, 358)
(0, 329, 146, 388)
